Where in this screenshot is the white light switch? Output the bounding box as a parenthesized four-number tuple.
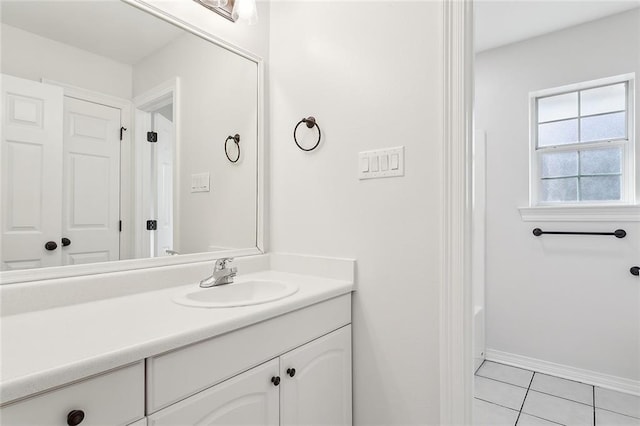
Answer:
(358, 146, 404, 180)
(191, 172, 210, 192)
(390, 153, 399, 170)
(360, 157, 370, 172)
(380, 154, 389, 171)
(370, 156, 379, 172)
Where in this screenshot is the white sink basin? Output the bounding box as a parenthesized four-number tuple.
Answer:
(173, 280, 299, 308)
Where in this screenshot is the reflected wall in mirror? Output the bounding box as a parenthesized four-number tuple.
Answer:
(0, 0, 260, 272)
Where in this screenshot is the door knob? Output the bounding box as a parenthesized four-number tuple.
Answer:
(44, 241, 58, 251)
(61, 237, 71, 247)
(631, 266, 639, 276)
(271, 376, 280, 386)
(287, 368, 296, 377)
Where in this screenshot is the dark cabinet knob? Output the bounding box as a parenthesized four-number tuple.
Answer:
(271, 376, 280, 386)
(67, 410, 85, 426)
(287, 368, 296, 377)
(44, 241, 57, 251)
(61, 237, 71, 247)
(631, 266, 639, 276)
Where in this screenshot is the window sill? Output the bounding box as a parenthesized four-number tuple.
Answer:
(518, 204, 640, 222)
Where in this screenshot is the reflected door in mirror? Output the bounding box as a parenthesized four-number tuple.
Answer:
(62, 97, 121, 266)
(1, 74, 63, 270)
(1, 74, 122, 271)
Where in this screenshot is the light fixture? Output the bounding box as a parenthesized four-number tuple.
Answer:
(200, 0, 228, 7)
(231, 0, 258, 25)
(193, 0, 258, 25)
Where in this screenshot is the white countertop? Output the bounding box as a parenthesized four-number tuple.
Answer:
(0, 270, 353, 405)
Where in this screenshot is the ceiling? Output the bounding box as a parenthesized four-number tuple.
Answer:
(475, 0, 640, 52)
(0, 1, 185, 65)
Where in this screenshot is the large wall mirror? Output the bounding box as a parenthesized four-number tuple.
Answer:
(0, 0, 263, 282)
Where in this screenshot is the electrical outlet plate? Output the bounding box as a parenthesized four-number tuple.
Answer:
(358, 146, 404, 180)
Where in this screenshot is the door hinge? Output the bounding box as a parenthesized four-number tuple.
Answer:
(119, 220, 122, 232)
(120, 127, 127, 141)
(146, 220, 157, 231)
(147, 131, 158, 143)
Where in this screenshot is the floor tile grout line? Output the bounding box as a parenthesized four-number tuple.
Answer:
(474, 396, 520, 413)
(597, 407, 640, 421)
(476, 362, 640, 425)
(476, 358, 487, 374)
(476, 373, 594, 408)
(593, 386, 596, 426)
(515, 371, 536, 425)
(520, 412, 567, 426)
(475, 373, 530, 390)
(482, 360, 616, 388)
(527, 388, 596, 408)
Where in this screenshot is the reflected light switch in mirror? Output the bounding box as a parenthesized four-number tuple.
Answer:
(191, 172, 210, 192)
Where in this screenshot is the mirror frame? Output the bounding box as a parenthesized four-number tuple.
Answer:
(0, 0, 265, 285)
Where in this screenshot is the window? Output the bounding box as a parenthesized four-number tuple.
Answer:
(530, 75, 635, 206)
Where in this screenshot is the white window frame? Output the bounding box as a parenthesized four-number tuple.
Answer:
(528, 73, 636, 209)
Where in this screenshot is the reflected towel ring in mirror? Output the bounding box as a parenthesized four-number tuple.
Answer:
(225, 134, 241, 163)
(294, 116, 322, 152)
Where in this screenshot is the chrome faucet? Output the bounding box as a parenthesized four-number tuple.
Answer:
(199, 257, 237, 288)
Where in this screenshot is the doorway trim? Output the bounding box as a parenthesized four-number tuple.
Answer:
(134, 78, 180, 259)
(440, 0, 474, 424)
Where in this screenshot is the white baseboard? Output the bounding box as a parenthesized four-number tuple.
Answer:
(485, 348, 640, 396)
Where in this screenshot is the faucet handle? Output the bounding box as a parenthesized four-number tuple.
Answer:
(215, 257, 234, 270)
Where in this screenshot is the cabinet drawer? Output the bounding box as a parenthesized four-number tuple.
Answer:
(0, 362, 144, 426)
(147, 294, 351, 413)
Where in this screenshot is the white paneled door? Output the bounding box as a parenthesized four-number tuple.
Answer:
(1, 74, 121, 270)
(1, 74, 64, 270)
(62, 97, 121, 266)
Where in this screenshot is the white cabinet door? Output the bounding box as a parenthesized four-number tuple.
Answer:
(280, 325, 352, 426)
(148, 359, 279, 426)
(62, 97, 120, 265)
(1, 74, 64, 270)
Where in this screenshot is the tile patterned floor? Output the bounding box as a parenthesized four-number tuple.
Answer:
(474, 361, 640, 426)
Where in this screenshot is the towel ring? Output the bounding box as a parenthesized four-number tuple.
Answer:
(294, 116, 321, 152)
(225, 134, 241, 163)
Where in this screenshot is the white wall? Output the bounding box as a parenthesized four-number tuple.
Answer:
(476, 9, 640, 384)
(0, 24, 132, 99)
(269, 2, 443, 424)
(133, 32, 258, 253)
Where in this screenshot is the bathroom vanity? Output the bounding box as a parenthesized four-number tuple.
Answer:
(0, 0, 354, 424)
(0, 254, 354, 425)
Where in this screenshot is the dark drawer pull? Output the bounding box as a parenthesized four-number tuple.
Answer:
(631, 266, 639, 276)
(67, 410, 85, 426)
(271, 376, 280, 386)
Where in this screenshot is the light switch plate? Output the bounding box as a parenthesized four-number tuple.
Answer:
(358, 146, 404, 180)
(191, 172, 210, 192)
